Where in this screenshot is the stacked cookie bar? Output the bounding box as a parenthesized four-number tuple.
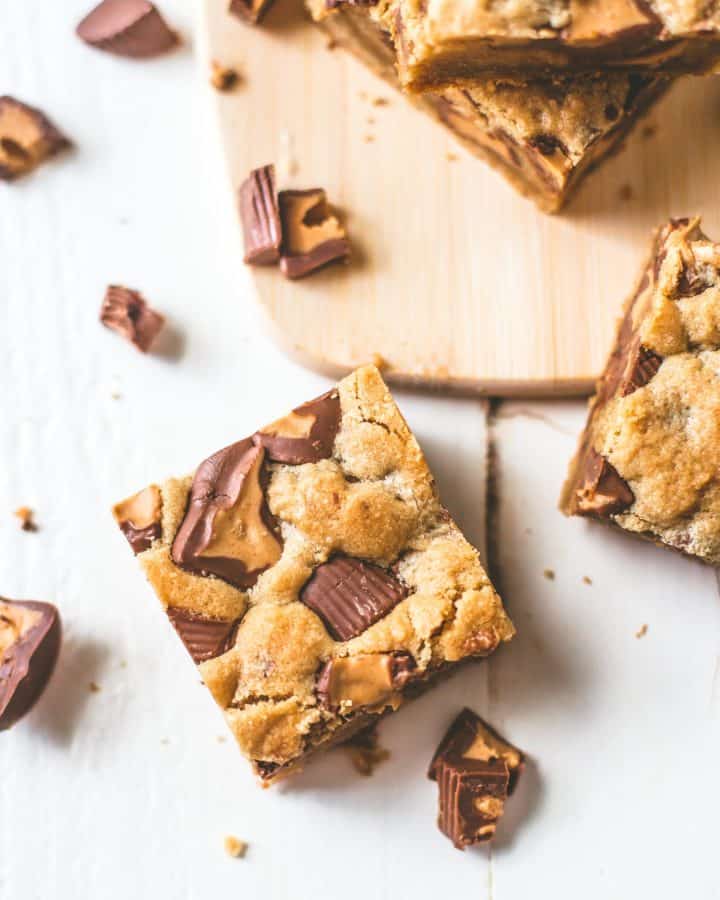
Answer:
(307, 0, 720, 211)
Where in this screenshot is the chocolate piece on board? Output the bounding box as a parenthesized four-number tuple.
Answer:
(278, 189, 350, 279)
(239, 165, 282, 265)
(0, 97, 70, 181)
(171, 439, 283, 589)
(429, 708, 524, 848)
(301, 555, 407, 641)
(100, 286, 166, 352)
(0, 599, 61, 730)
(254, 389, 341, 464)
(77, 0, 178, 57)
(113, 485, 163, 554)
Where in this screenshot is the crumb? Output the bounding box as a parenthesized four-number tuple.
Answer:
(14, 506, 38, 532)
(641, 123, 657, 139)
(119, 659, 128, 668)
(344, 726, 389, 776)
(88, 682, 101, 693)
(543, 568, 555, 581)
(364, 134, 375, 143)
(635, 624, 648, 639)
(366, 116, 376, 125)
(326, 38, 338, 50)
(446, 152, 458, 162)
(372, 97, 388, 106)
(217, 735, 227, 743)
(210, 61, 240, 92)
(582, 576, 592, 586)
(224, 836, 248, 858)
(618, 183, 633, 202)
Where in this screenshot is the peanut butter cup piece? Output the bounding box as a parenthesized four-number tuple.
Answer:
(278, 189, 350, 280)
(166, 608, 239, 664)
(429, 708, 524, 849)
(100, 286, 165, 352)
(113, 485, 162, 554)
(254, 389, 341, 464)
(0, 97, 70, 181)
(77, 0, 178, 57)
(239, 165, 282, 265)
(574, 449, 634, 517)
(171, 439, 282, 589)
(300, 555, 407, 641)
(316, 651, 415, 711)
(0, 599, 61, 730)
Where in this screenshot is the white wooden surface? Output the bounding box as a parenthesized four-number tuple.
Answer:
(1, 3, 719, 899)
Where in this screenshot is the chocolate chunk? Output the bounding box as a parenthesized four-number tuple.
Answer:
(0, 97, 70, 181)
(254, 389, 341, 464)
(76, 0, 178, 58)
(301, 555, 407, 641)
(113, 485, 163, 554)
(239, 165, 282, 265)
(574, 448, 634, 518)
(229, 0, 275, 25)
(166, 607, 238, 664)
(316, 651, 415, 712)
(621, 342, 663, 396)
(100, 286, 166, 352)
(429, 708, 524, 849)
(0, 599, 61, 730)
(278, 189, 350, 280)
(171, 439, 283, 590)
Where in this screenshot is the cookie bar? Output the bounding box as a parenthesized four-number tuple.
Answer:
(114, 366, 514, 782)
(428, 708, 524, 848)
(308, 1, 668, 213)
(561, 218, 720, 565)
(374, 0, 720, 91)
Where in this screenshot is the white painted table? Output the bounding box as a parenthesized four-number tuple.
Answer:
(1, 3, 719, 898)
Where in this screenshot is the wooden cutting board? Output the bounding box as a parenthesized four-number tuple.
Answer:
(201, 0, 720, 396)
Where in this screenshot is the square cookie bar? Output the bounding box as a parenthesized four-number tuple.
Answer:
(308, 0, 668, 213)
(376, 0, 720, 91)
(561, 218, 720, 565)
(114, 366, 514, 781)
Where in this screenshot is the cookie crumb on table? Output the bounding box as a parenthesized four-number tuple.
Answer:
(224, 836, 248, 858)
(344, 725, 389, 776)
(543, 568, 555, 581)
(88, 681, 101, 693)
(14, 506, 38, 532)
(210, 61, 240, 92)
(582, 576, 592, 586)
(635, 624, 648, 639)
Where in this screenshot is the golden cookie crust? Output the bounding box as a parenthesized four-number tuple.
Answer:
(117, 366, 514, 779)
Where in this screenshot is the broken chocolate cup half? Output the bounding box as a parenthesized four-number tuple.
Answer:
(0, 97, 70, 181)
(76, 0, 178, 58)
(316, 651, 416, 712)
(429, 708, 524, 849)
(0, 599, 61, 730)
(239, 165, 282, 265)
(166, 607, 239, 664)
(279, 189, 350, 279)
(574, 448, 634, 518)
(171, 438, 283, 590)
(100, 286, 166, 352)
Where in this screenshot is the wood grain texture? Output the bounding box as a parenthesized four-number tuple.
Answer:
(203, 0, 720, 396)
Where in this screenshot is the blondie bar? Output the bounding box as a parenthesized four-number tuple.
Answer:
(309, 1, 668, 212)
(114, 366, 514, 781)
(561, 218, 720, 565)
